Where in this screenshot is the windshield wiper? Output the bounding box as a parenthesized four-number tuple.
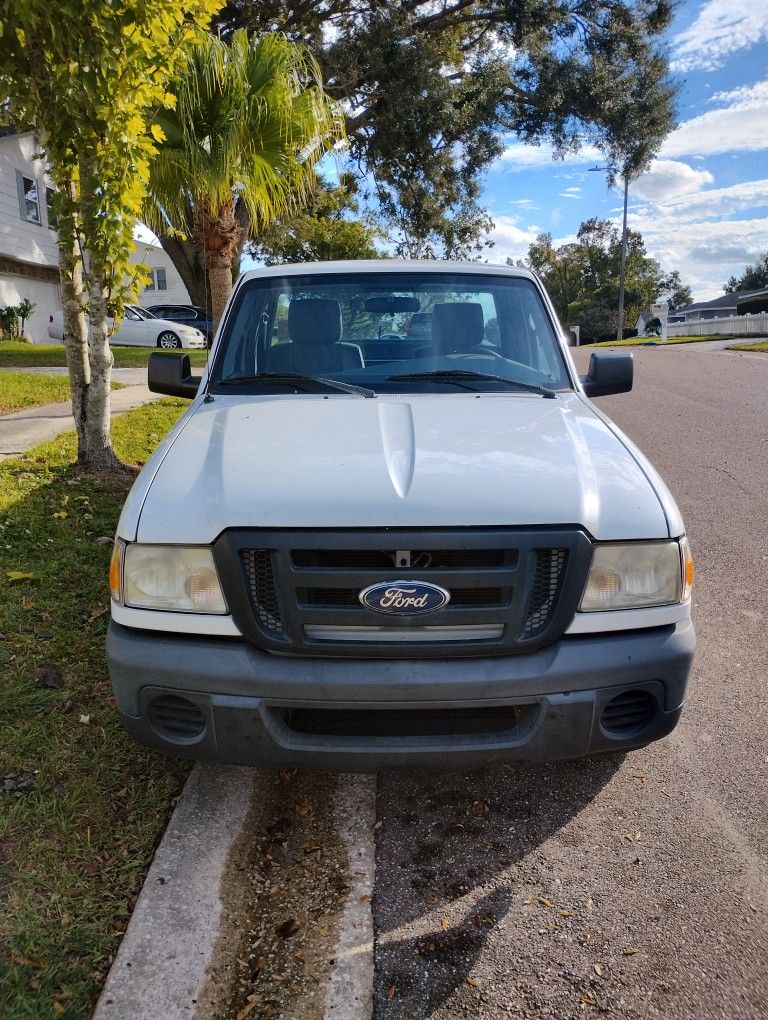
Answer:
(387, 370, 556, 398)
(219, 372, 376, 398)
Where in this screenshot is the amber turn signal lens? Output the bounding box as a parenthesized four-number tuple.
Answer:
(109, 543, 123, 602)
(680, 536, 693, 601)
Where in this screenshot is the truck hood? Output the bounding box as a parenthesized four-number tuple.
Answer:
(133, 392, 669, 543)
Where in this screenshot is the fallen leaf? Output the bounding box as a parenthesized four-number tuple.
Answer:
(359, 893, 374, 903)
(236, 1002, 259, 1020)
(594, 963, 604, 977)
(466, 976, 480, 987)
(88, 607, 108, 622)
(79, 714, 91, 725)
(559, 909, 573, 917)
(441, 917, 450, 930)
(6, 571, 35, 582)
(34, 663, 64, 689)
(373, 820, 383, 830)
(275, 918, 300, 938)
(631, 773, 647, 782)
(622, 948, 639, 956)
(624, 831, 642, 843)
(10, 953, 35, 967)
(294, 801, 313, 817)
(580, 994, 597, 1007)
(538, 897, 554, 908)
(387, 985, 396, 1000)
(523, 897, 537, 906)
(53, 511, 68, 519)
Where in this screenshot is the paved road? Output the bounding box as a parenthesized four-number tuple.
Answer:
(373, 345, 768, 1019)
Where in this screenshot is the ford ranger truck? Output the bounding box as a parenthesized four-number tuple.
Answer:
(106, 261, 695, 770)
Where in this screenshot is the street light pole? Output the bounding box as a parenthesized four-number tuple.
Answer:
(616, 174, 629, 341)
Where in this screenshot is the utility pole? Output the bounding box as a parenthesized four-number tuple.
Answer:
(616, 174, 629, 341)
(589, 165, 630, 341)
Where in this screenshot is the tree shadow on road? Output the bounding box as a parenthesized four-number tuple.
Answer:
(373, 754, 625, 1018)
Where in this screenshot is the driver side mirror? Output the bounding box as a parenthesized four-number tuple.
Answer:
(148, 352, 201, 399)
(580, 351, 633, 397)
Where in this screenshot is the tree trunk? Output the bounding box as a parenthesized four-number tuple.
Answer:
(57, 216, 90, 444)
(75, 158, 126, 474)
(158, 232, 210, 312)
(207, 249, 235, 330)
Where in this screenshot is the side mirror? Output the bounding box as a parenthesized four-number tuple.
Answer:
(148, 352, 201, 399)
(580, 351, 633, 398)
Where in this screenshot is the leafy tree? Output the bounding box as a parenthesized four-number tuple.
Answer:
(724, 252, 768, 294)
(249, 175, 383, 265)
(0, 0, 220, 471)
(145, 30, 344, 328)
(658, 270, 692, 312)
(521, 218, 690, 342)
(214, 1, 677, 254)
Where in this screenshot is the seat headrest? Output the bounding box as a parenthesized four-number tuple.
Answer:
(288, 298, 342, 345)
(431, 302, 485, 353)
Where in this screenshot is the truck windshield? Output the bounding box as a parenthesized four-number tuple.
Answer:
(212, 272, 571, 394)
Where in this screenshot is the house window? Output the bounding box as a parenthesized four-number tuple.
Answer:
(16, 172, 41, 224)
(145, 267, 168, 292)
(45, 187, 57, 229)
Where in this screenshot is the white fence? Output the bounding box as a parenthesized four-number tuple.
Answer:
(666, 313, 768, 337)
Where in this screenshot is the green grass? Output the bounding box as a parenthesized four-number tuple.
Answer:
(0, 342, 209, 370)
(0, 371, 125, 416)
(0, 399, 189, 1019)
(580, 333, 742, 348)
(727, 340, 768, 353)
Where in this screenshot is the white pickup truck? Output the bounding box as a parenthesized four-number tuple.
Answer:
(107, 261, 694, 770)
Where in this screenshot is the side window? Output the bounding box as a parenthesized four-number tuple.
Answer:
(125, 308, 142, 321)
(45, 187, 57, 229)
(16, 172, 41, 224)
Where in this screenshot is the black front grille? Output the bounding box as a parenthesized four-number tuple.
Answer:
(241, 549, 284, 636)
(281, 705, 533, 739)
(216, 528, 592, 658)
(523, 548, 568, 636)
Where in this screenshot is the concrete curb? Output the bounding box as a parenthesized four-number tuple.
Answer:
(324, 774, 377, 1020)
(93, 764, 262, 1019)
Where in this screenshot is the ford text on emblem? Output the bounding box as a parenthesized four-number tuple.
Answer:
(359, 580, 450, 616)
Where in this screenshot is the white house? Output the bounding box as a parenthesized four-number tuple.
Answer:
(0, 129, 190, 342)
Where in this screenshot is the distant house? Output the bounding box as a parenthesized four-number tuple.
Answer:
(0, 129, 190, 342)
(667, 288, 768, 324)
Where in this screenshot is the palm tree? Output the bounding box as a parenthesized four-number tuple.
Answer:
(145, 30, 344, 328)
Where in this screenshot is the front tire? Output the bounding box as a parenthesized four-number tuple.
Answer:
(157, 331, 182, 350)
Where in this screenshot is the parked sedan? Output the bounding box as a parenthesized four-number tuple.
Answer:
(48, 305, 207, 349)
(145, 303, 213, 343)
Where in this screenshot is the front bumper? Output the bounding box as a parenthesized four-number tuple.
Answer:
(107, 619, 694, 771)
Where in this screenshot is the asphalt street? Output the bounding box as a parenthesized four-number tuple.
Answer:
(372, 345, 768, 1019)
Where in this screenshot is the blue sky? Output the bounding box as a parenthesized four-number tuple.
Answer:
(484, 0, 768, 300)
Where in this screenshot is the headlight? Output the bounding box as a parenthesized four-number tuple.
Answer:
(119, 544, 227, 614)
(580, 539, 691, 612)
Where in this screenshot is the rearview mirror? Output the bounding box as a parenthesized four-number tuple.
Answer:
(580, 351, 633, 397)
(148, 352, 201, 399)
(364, 295, 421, 313)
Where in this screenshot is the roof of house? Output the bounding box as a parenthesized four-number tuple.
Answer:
(678, 288, 768, 314)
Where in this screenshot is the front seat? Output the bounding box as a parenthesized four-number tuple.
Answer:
(265, 298, 364, 374)
(415, 302, 486, 358)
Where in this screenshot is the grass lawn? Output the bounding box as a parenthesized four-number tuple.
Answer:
(0, 342, 209, 370)
(727, 340, 768, 353)
(580, 334, 741, 348)
(0, 371, 125, 416)
(0, 398, 189, 1019)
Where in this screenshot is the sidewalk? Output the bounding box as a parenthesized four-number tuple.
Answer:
(0, 383, 160, 458)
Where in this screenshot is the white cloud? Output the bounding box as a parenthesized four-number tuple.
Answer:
(659, 178, 768, 221)
(485, 215, 542, 263)
(632, 160, 714, 203)
(661, 80, 768, 158)
(558, 191, 582, 199)
(496, 141, 601, 170)
(672, 0, 768, 72)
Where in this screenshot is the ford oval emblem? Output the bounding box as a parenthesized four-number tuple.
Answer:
(359, 580, 450, 616)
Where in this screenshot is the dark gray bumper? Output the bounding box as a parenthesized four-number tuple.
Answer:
(107, 619, 695, 771)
